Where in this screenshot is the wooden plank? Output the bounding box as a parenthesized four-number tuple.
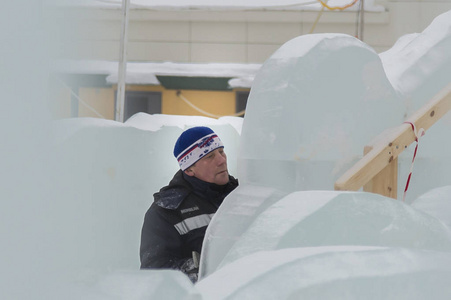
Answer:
(363, 146, 398, 198)
(335, 82, 451, 192)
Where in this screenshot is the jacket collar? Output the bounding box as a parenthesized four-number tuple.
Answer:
(154, 170, 238, 210)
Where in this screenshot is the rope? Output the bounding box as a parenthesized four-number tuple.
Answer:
(176, 90, 245, 118)
(402, 122, 425, 202)
(57, 78, 106, 119)
(309, 0, 327, 34)
(318, 0, 359, 11)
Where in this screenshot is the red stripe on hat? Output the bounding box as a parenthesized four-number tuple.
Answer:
(177, 134, 218, 162)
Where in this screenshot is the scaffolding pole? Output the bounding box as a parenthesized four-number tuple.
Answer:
(115, 0, 130, 122)
(358, 0, 364, 41)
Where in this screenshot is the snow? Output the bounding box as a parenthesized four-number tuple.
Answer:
(52, 0, 385, 12)
(2, 2, 451, 299)
(53, 60, 261, 89)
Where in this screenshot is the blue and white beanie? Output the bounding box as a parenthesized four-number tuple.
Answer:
(174, 126, 224, 171)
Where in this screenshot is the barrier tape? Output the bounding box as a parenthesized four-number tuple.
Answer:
(402, 122, 425, 201)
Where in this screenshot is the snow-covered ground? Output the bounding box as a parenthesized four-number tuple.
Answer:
(2, 3, 451, 299)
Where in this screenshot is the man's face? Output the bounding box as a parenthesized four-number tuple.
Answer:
(185, 148, 229, 185)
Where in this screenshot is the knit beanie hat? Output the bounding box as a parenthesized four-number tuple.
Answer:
(174, 126, 224, 171)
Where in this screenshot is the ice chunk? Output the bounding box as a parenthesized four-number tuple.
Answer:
(197, 246, 451, 300)
(201, 32, 406, 277)
(71, 270, 201, 300)
(218, 191, 451, 269)
(48, 114, 241, 285)
(379, 10, 451, 202)
(412, 185, 451, 229)
(200, 184, 287, 276)
(380, 10, 451, 101)
(239, 33, 404, 193)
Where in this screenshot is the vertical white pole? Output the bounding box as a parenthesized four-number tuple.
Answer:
(115, 0, 130, 122)
(359, 0, 364, 41)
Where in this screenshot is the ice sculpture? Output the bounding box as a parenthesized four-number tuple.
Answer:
(197, 246, 451, 299)
(4, 4, 451, 298)
(217, 191, 451, 268)
(48, 114, 241, 289)
(76, 270, 201, 300)
(238, 33, 404, 192)
(380, 10, 451, 200)
(200, 32, 406, 277)
(412, 185, 451, 229)
(200, 10, 451, 280)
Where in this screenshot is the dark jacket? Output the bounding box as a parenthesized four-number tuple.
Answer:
(140, 170, 238, 272)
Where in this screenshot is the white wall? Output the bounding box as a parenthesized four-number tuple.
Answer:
(51, 1, 451, 63)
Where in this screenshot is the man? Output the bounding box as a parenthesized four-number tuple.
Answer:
(140, 126, 238, 282)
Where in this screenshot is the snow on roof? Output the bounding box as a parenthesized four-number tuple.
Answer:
(53, 60, 262, 88)
(53, 0, 385, 12)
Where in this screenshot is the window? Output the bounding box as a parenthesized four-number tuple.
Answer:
(121, 91, 162, 121)
(236, 91, 250, 117)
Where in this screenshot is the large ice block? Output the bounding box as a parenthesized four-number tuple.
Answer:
(49, 114, 241, 287)
(238, 33, 404, 193)
(197, 246, 451, 300)
(71, 270, 201, 300)
(218, 191, 451, 268)
(380, 10, 451, 202)
(412, 185, 451, 229)
(201, 32, 405, 278)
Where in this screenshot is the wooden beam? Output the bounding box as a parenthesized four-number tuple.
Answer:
(335, 82, 451, 192)
(363, 146, 398, 199)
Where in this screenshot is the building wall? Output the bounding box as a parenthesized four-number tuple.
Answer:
(162, 89, 237, 117)
(54, 83, 242, 120)
(52, 1, 451, 63)
(78, 88, 116, 120)
(48, 1, 451, 121)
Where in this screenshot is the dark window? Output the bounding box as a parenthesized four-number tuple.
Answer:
(236, 91, 250, 117)
(119, 91, 162, 121)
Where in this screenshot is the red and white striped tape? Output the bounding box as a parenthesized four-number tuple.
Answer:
(402, 122, 425, 202)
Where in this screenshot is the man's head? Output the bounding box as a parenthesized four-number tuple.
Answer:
(174, 126, 229, 185)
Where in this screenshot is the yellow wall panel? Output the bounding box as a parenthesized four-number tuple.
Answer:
(78, 88, 115, 119)
(52, 83, 243, 120)
(162, 89, 236, 118)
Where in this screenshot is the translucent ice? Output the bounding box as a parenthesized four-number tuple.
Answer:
(201, 10, 451, 280)
(197, 246, 451, 300)
(72, 270, 201, 300)
(380, 10, 451, 202)
(218, 191, 451, 268)
(238, 33, 404, 193)
(201, 32, 406, 277)
(48, 115, 241, 291)
(412, 185, 451, 229)
(380, 10, 451, 101)
(201, 190, 451, 276)
(3, 4, 451, 299)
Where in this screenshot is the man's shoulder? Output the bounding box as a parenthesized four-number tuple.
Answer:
(153, 170, 192, 210)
